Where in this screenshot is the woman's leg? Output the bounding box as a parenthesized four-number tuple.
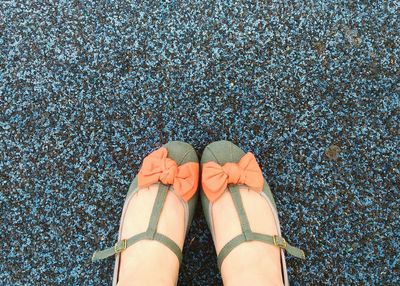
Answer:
(212, 188, 283, 286)
(117, 185, 185, 286)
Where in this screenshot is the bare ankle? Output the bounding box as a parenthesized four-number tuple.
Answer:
(117, 241, 180, 286)
(220, 242, 283, 286)
(118, 275, 176, 286)
(223, 270, 282, 286)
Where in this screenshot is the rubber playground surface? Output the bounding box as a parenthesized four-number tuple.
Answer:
(1, 1, 399, 285)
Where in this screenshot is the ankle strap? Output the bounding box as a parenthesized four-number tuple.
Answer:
(217, 232, 305, 269)
(92, 231, 182, 263)
(217, 185, 305, 269)
(92, 184, 182, 263)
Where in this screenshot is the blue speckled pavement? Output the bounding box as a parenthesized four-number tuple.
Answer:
(1, 1, 399, 285)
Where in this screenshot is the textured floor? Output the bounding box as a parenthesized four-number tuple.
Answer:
(1, 1, 399, 285)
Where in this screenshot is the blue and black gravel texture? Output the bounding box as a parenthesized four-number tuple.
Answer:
(1, 1, 399, 285)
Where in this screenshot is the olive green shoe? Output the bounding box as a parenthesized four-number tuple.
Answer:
(92, 141, 199, 286)
(200, 140, 304, 285)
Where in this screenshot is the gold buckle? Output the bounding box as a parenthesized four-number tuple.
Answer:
(273, 235, 287, 249)
(114, 239, 127, 254)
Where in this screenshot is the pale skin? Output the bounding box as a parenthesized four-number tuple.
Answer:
(117, 185, 283, 286)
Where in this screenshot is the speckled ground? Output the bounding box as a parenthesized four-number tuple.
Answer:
(1, 1, 399, 285)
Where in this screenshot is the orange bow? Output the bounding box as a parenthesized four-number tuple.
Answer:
(202, 153, 264, 202)
(138, 147, 199, 202)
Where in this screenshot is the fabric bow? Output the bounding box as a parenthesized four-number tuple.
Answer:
(138, 147, 199, 201)
(202, 152, 264, 202)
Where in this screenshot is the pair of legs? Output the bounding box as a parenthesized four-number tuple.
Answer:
(118, 184, 283, 286)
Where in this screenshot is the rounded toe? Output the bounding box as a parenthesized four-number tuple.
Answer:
(163, 141, 198, 165)
(201, 140, 245, 164)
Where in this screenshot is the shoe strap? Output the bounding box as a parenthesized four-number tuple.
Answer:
(217, 232, 305, 270)
(217, 185, 305, 270)
(92, 184, 183, 264)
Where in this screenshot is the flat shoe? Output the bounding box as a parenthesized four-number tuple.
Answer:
(92, 141, 199, 285)
(200, 140, 304, 285)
